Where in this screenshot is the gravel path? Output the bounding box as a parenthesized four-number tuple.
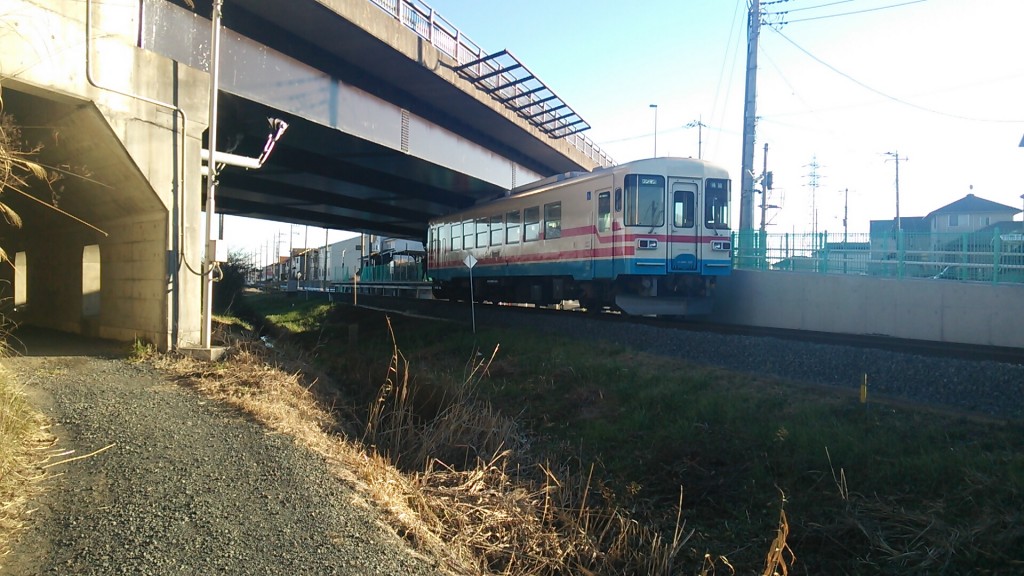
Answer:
(3, 329, 445, 576)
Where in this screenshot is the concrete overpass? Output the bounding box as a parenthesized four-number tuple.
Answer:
(0, 0, 611, 349)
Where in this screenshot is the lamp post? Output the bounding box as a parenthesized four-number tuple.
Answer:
(649, 104, 658, 157)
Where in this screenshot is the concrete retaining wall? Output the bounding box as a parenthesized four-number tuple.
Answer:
(715, 270, 1024, 349)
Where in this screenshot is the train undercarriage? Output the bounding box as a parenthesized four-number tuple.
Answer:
(431, 274, 716, 316)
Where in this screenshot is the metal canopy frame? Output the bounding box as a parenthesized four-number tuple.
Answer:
(456, 49, 591, 139)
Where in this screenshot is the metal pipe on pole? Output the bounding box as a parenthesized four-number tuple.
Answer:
(201, 0, 223, 349)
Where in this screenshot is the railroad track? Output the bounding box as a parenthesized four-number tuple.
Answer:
(348, 293, 1024, 367)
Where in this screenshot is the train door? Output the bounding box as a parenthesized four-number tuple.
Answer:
(668, 179, 699, 272)
(594, 188, 614, 277)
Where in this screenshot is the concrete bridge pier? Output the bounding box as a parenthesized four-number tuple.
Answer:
(1, 0, 210, 350)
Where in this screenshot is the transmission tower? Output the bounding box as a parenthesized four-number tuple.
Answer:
(805, 156, 823, 240)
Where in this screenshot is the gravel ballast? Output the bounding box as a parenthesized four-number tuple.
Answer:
(4, 330, 444, 576)
(367, 296, 1024, 422)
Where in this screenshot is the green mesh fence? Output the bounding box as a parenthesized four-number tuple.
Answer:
(732, 228, 1024, 284)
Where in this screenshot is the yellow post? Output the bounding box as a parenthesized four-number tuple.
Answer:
(859, 374, 868, 404)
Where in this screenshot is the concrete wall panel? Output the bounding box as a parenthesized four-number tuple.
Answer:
(716, 270, 1024, 348)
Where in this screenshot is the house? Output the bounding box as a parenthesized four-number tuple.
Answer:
(926, 193, 1020, 249)
(867, 194, 1022, 279)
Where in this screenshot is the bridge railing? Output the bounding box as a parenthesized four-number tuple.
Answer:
(368, 0, 615, 169)
(732, 229, 1024, 285)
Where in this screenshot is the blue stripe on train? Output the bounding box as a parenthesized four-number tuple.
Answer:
(431, 258, 732, 281)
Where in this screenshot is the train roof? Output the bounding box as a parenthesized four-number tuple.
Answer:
(507, 156, 727, 197)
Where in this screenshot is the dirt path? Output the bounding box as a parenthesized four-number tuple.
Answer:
(3, 328, 444, 576)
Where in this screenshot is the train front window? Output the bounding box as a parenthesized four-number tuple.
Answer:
(673, 189, 694, 228)
(624, 174, 665, 227)
(705, 178, 730, 230)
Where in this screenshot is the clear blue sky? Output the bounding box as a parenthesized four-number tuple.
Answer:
(227, 0, 1024, 253)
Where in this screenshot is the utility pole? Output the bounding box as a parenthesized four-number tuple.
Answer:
(759, 143, 770, 270)
(760, 143, 769, 236)
(685, 117, 706, 159)
(739, 0, 761, 256)
(843, 187, 849, 274)
(884, 151, 907, 235)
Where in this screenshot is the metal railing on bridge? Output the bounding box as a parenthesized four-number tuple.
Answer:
(733, 229, 1024, 284)
(368, 0, 615, 169)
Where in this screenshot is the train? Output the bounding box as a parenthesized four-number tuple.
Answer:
(426, 157, 732, 315)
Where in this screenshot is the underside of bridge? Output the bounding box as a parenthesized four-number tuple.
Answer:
(157, 0, 601, 239)
(211, 92, 504, 241)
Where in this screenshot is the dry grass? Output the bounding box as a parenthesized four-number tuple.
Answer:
(155, 320, 702, 575)
(0, 370, 56, 569)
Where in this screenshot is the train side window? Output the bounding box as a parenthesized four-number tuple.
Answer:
(544, 202, 561, 239)
(451, 222, 462, 250)
(506, 210, 521, 243)
(673, 190, 695, 228)
(464, 220, 475, 249)
(524, 206, 540, 242)
(614, 188, 622, 212)
(597, 191, 611, 233)
(476, 217, 489, 247)
(490, 214, 503, 246)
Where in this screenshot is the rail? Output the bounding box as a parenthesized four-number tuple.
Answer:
(367, 0, 614, 168)
(733, 229, 1024, 284)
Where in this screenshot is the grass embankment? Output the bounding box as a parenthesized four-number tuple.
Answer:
(177, 292, 1023, 574)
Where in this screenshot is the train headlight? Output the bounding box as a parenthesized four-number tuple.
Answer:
(711, 240, 731, 251)
(637, 238, 659, 250)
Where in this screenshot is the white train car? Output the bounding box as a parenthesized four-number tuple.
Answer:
(426, 157, 732, 315)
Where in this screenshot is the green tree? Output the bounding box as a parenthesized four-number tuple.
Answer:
(213, 250, 253, 314)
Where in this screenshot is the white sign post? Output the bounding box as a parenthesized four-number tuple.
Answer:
(464, 255, 477, 334)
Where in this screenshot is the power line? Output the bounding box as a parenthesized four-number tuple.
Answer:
(769, 28, 1024, 123)
(774, 0, 858, 14)
(770, 0, 928, 25)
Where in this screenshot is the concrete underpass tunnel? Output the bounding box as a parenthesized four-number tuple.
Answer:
(0, 85, 177, 345)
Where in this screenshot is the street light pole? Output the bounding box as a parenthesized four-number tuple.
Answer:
(649, 104, 658, 157)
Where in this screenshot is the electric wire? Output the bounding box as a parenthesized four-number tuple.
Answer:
(771, 0, 927, 24)
(769, 27, 1024, 123)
